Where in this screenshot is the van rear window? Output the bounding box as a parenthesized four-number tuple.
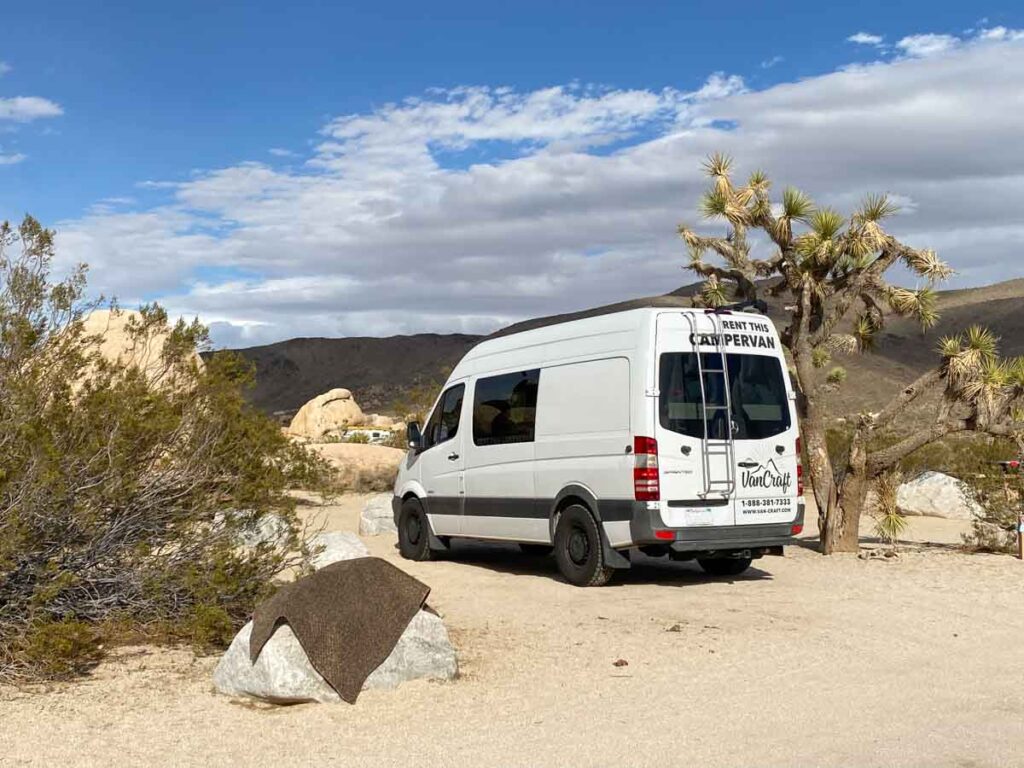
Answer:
(659, 353, 791, 440)
(473, 370, 540, 446)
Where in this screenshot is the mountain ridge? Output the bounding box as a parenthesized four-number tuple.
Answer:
(223, 278, 1024, 418)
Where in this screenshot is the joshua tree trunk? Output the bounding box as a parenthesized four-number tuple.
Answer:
(830, 438, 871, 553)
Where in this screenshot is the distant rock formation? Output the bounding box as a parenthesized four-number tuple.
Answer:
(287, 388, 365, 439)
(286, 388, 404, 440)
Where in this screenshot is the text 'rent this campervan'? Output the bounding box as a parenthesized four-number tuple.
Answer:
(392, 305, 804, 586)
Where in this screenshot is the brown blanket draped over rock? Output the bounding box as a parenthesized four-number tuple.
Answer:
(249, 557, 430, 703)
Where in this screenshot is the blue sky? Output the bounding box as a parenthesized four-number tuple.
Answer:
(2, 2, 1023, 345)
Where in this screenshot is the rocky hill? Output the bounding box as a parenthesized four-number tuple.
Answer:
(220, 334, 478, 418)
(225, 278, 1024, 418)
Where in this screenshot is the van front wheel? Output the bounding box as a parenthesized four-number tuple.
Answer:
(398, 498, 434, 561)
(554, 505, 614, 587)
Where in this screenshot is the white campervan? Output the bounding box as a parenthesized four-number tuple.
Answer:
(392, 305, 804, 586)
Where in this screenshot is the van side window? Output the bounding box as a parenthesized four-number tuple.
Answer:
(423, 383, 465, 450)
(472, 370, 540, 446)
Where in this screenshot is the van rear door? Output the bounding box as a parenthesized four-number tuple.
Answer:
(654, 311, 799, 528)
(724, 353, 800, 526)
(653, 313, 733, 529)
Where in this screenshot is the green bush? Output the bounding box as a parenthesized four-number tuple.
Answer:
(15, 619, 104, 680)
(0, 216, 331, 681)
(826, 367, 847, 386)
(960, 470, 1022, 554)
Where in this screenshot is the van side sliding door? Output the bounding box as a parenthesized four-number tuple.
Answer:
(462, 370, 543, 541)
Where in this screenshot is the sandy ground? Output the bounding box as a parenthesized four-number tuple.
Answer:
(3, 496, 1024, 768)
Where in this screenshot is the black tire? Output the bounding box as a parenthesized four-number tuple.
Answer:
(553, 504, 614, 587)
(398, 497, 434, 561)
(697, 556, 753, 577)
(518, 543, 554, 557)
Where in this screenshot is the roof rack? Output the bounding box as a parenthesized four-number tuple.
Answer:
(708, 298, 769, 315)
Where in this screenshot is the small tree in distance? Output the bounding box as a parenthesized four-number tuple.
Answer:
(678, 154, 1024, 553)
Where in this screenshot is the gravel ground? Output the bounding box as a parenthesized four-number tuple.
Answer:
(2, 496, 1022, 768)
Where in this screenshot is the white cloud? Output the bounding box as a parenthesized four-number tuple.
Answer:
(0, 151, 26, 165)
(54, 36, 1024, 346)
(847, 32, 884, 46)
(0, 96, 63, 122)
(0, 62, 11, 77)
(896, 33, 959, 57)
(977, 26, 1024, 41)
(268, 147, 297, 157)
(761, 56, 784, 69)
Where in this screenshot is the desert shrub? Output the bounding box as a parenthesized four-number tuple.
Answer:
(345, 431, 370, 444)
(330, 462, 399, 494)
(826, 367, 847, 386)
(0, 216, 331, 681)
(960, 470, 1021, 554)
(872, 470, 907, 548)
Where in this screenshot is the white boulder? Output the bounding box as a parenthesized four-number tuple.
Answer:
(359, 494, 397, 536)
(288, 388, 365, 440)
(212, 610, 458, 704)
(896, 471, 983, 520)
(214, 528, 457, 704)
(307, 531, 370, 569)
(231, 512, 292, 549)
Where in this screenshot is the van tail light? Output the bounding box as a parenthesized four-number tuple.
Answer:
(796, 437, 804, 497)
(633, 436, 660, 501)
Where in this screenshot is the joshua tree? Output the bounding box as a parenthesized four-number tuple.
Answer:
(678, 154, 1024, 553)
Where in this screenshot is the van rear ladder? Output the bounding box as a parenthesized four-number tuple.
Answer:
(685, 312, 736, 499)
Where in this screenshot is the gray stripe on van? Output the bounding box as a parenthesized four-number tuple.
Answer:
(423, 497, 637, 522)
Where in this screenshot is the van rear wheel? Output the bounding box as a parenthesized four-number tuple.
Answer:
(398, 498, 434, 561)
(697, 556, 752, 577)
(554, 505, 614, 587)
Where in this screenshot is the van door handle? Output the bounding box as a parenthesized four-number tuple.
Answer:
(738, 461, 759, 468)
(447, 452, 460, 461)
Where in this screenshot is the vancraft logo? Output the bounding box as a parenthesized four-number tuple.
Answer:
(740, 458, 792, 493)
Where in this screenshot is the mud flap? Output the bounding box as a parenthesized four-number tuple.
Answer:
(600, 529, 632, 570)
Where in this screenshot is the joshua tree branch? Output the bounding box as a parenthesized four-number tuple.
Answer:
(689, 259, 759, 301)
(867, 368, 945, 432)
(866, 418, 971, 475)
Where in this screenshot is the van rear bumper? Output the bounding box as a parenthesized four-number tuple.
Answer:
(629, 502, 805, 551)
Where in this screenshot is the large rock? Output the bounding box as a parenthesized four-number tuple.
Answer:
(216, 511, 292, 549)
(214, 527, 457, 704)
(359, 494, 398, 536)
(309, 442, 406, 492)
(307, 531, 369, 569)
(288, 388, 365, 440)
(897, 471, 983, 520)
(212, 610, 458, 704)
(81, 308, 204, 384)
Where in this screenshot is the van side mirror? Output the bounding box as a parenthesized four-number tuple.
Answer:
(407, 422, 423, 451)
